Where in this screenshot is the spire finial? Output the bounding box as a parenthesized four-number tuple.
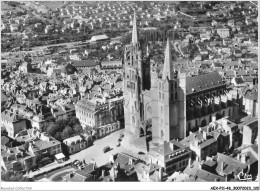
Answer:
(132, 11, 138, 44)
(146, 43, 149, 57)
(162, 38, 174, 80)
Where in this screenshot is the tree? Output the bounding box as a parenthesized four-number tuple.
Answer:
(73, 124, 83, 134)
(1, 171, 33, 182)
(46, 124, 58, 137)
(68, 117, 80, 127)
(61, 126, 75, 140)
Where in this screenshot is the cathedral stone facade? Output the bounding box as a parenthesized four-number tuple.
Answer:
(123, 13, 238, 145)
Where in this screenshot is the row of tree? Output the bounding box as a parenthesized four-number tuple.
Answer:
(41, 117, 83, 142)
(1, 171, 33, 182)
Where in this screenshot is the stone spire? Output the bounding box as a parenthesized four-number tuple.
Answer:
(162, 38, 174, 80)
(132, 11, 138, 44)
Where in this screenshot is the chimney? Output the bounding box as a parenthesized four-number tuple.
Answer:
(220, 161, 224, 172)
(189, 131, 193, 135)
(188, 158, 192, 167)
(69, 173, 74, 178)
(225, 174, 228, 182)
(102, 169, 105, 177)
(199, 127, 202, 133)
(203, 131, 207, 140)
(241, 154, 246, 163)
(198, 162, 202, 169)
(51, 108, 54, 114)
(212, 115, 216, 122)
(194, 140, 199, 147)
(159, 167, 163, 181)
(129, 157, 133, 165)
(222, 118, 228, 127)
(236, 153, 240, 161)
(109, 155, 114, 164)
(169, 142, 174, 150)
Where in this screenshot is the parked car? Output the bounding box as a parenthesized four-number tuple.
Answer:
(116, 142, 120, 147)
(103, 146, 110, 153)
(119, 134, 124, 138)
(72, 160, 80, 166)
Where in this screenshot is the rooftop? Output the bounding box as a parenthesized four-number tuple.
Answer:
(186, 72, 225, 95)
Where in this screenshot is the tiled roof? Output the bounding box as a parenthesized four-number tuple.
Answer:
(215, 153, 247, 175)
(245, 120, 258, 130)
(184, 161, 226, 182)
(75, 163, 96, 177)
(244, 88, 258, 101)
(149, 140, 188, 158)
(63, 135, 84, 145)
(234, 77, 244, 84)
(242, 76, 254, 82)
(31, 136, 61, 152)
(72, 60, 97, 67)
(1, 110, 20, 122)
(63, 173, 86, 182)
(186, 72, 224, 95)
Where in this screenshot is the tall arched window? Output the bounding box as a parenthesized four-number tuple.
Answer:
(132, 116, 135, 125)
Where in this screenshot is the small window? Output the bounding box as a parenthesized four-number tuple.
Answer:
(162, 93, 164, 100)
(175, 92, 178, 99)
(159, 92, 161, 99)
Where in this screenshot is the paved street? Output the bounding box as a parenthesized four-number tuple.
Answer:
(69, 129, 149, 165)
(26, 129, 150, 179)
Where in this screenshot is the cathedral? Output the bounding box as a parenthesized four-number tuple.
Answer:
(123, 13, 238, 145)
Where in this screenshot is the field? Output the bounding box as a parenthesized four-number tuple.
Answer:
(39, 1, 67, 11)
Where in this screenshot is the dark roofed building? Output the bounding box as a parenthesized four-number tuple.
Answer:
(184, 161, 227, 182)
(186, 72, 225, 95)
(101, 60, 123, 69)
(61, 63, 77, 75)
(63, 163, 97, 182)
(71, 60, 98, 68)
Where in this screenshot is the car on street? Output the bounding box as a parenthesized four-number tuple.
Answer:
(116, 142, 120, 147)
(138, 151, 145, 155)
(103, 146, 110, 153)
(72, 160, 80, 167)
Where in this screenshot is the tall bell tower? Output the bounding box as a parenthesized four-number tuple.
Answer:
(151, 39, 180, 144)
(123, 12, 144, 134)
